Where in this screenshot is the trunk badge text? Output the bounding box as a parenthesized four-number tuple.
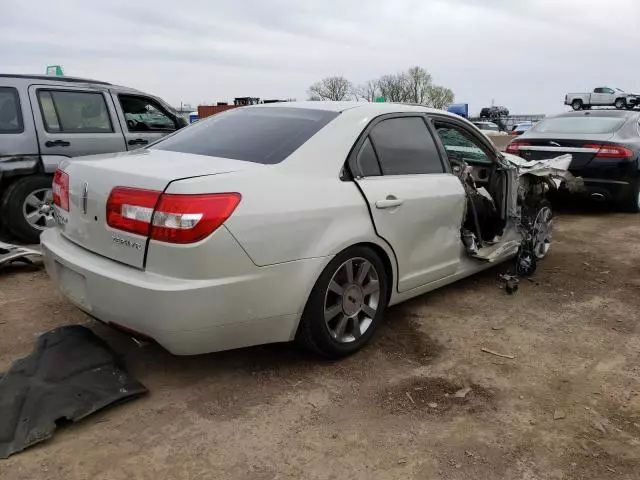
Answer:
(112, 236, 143, 250)
(81, 182, 89, 215)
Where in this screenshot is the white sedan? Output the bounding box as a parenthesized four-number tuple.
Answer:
(41, 102, 557, 358)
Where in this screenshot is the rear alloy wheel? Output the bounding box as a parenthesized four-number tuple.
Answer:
(571, 99, 583, 111)
(0, 175, 55, 243)
(532, 203, 553, 259)
(297, 246, 389, 358)
(615, 98, 626, 110)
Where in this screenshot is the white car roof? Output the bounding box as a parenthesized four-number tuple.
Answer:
(249, 100, 457, 117)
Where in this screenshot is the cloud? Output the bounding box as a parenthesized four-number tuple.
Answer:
(1, 0, 639, 114)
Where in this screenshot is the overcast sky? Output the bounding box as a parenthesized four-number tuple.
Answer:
(2, 0, 639, 115)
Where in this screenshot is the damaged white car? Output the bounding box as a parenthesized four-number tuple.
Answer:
(42, 103, 571, 359)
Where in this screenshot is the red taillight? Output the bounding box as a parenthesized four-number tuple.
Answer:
(106, 187, 241, 244)
(505, 141, 531, 155)
(583, 144, 634, 159)
(52, 169, 70, 211)
(107, 187, 161, 236)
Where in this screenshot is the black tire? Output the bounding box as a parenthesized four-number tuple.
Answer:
(571, 99, 583, 111)
(296, 246, 389, 359)
(0, 175, 54, 243)
(615, 98, 626, 110)
(618, 182, 640, 213)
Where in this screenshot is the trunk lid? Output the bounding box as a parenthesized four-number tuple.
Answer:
(56, 149, 260, 268)
(515, 133, 615, 170)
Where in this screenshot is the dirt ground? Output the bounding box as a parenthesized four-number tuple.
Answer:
(1, 211, 639, 480)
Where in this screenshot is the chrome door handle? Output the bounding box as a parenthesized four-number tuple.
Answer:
(375, 196, 404, 209)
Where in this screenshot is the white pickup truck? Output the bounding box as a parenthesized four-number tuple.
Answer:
(564, 87, 639, 110)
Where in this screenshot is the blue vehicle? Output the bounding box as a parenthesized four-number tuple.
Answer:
(447, 103, 469, 118)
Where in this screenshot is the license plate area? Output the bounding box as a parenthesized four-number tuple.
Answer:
(56, 261, 90, 309)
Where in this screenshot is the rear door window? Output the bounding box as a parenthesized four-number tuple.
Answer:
(0, 87, 24, 134)
(153, 107, 338, 164)
(355, 137, 382, 176)
(369, 117, 444, 175)
(531, 117, 626, 134)
(37, 90, 113, 133)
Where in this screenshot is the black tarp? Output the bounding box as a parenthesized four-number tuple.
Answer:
(0, 325, 147, 458)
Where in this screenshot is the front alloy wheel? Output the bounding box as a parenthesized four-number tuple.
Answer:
(23, 188, 56, 231)
(532, 205, 553, 259)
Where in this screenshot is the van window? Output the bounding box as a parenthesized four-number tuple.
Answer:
(118, 95, 176, 132)
(0, 87, 24, 134)
(37, 90, 113, 133)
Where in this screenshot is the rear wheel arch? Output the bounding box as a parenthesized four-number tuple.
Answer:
(296, 240, 397, 317)
(295, 242, 394, 357)
(0, 174, 54, 243)
(353, 242, 395, 304)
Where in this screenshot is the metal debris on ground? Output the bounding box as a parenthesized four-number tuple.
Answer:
(0, 325, 147, 458)
(454, 387, 472, 399)
(553, 409, 566, 420)
(0, 241, 42, 270)
(500, 274, 520, 294)
(481, 347, 516, 359)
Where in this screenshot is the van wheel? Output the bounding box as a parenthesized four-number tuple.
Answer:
(615, 98, 626, 109)
(571, 99, 583, 111)
(296, 246, 389, 359)
(0, 175, 55, 243)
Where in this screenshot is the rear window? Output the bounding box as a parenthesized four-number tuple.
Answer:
(0, 87, 23, 134)
(153, 107, 339, 164)
(531, 117, 626, 135)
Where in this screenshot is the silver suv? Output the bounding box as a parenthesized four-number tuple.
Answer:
(0, 74, 186, 243)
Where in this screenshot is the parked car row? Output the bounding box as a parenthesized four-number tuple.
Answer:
(0, 74, 186, 243)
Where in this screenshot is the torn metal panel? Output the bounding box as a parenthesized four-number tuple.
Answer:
(0, 241, 42, 269)
(462, 153, 570, 263)
(470, 227, 522, 262)
(505, 153, 585, 193)
(0, 325, 147, 458)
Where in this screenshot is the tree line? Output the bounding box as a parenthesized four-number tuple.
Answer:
(307, 66, 455, 109)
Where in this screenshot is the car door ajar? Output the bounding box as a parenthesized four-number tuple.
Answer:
(111, 93, 178, 150)
(28, 85, 127, 163)
(351, 115, 467, 293)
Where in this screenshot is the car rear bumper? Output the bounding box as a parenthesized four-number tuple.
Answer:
(41, 228, 329, 355)
(576, 177, 636, 203)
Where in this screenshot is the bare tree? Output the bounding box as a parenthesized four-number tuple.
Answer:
(355, 80, 380, 102)
(307, 76, 354, 101)
(377, 73, 410, 103)
(426, 85, 455, 110)
(405, 66, 432, 104)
